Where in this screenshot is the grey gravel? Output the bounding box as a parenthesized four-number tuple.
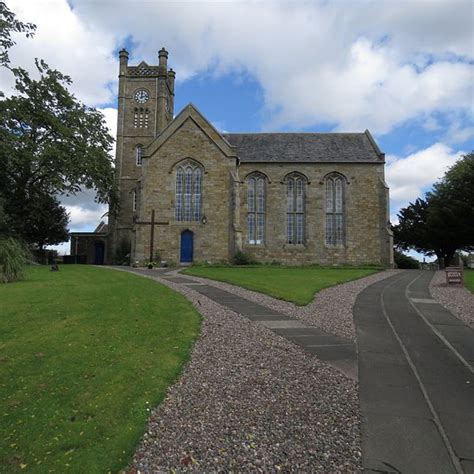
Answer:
(180, 269, 400, 341)
(127, 273, 362, 473)
(429, 270, 474, 328)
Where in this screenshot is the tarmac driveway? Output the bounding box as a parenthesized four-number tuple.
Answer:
(354, 270, 474, 473)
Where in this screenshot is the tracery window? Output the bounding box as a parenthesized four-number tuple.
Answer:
(247, 174, 266, 244)
(286, 174, 305, 244)
(325, 174, 345, 246)
(135, 145, 143, 166)
(175, 162, 202, 222)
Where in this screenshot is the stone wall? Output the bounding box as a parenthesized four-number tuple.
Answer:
(132, 115, 237, 264)
(238, 162, 392, 266)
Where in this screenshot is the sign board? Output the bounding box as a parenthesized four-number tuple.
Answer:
(445, 267, 463, 286)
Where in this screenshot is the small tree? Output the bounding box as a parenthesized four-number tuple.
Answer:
(5, 192, 69, 263)
(393, 152, 474, 268)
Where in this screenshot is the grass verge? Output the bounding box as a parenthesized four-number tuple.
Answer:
(464, 269, 474, 293)
(183, 265, 382, 305)
(0, 266, 200, 473)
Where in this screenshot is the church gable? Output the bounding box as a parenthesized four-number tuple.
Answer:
(144, 103, 237, 160)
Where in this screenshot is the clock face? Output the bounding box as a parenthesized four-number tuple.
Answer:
(134, 89, 149, 104)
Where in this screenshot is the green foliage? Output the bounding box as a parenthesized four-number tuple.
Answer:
(183, 265, 381, 305)
(393, 151, 474, 267)
(6, 191, 69, 257)
(0, 60, 116, 204)
(393, 250, 419, 269)
(0, 237, 29, 282)
(0, 1, 36, 67)
(232, 250, 258, 265)
(0, 266, 201, 471)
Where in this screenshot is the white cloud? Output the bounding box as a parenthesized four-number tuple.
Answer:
(66, 204, 108, 229)
(98, 106, 118, 157)
(5, 0, 473, 135)
(70, 0, 473, 134)
(2, 0, 117, 105)
(386, 143, 464, 209)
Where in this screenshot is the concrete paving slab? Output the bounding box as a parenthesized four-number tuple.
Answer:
(410, 297, 437, 304)
(271, 327, 327, 337)
(361, 413, 457, 474)
(286, 334, 347, 346)
(260, 320, 310, 329)
(435, 411, 474, 459)
(359, 382, 432, 418)
(304, 344, 356, 361)
(245, 314, 293, 321)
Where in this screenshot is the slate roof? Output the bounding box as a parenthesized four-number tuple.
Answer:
(222, 131, 384, 163)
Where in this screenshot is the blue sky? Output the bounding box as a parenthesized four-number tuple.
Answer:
(1, 0, 473, 256)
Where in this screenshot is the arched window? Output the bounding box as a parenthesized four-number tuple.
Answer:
(175, 162, 202, 222)
(247, 174, 266, 244)
(325, 174, 345, 245)
(286, 174, 305, 244)
(135, 145, 143, 166)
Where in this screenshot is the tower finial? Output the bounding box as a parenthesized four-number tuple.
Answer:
(158, 47, 168, 74)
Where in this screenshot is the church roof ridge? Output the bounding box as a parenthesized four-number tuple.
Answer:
(222, 131, 384, 164)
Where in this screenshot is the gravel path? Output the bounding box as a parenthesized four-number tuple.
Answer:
(128, 273, 362, 472)
(429, 270, 474, 329)
(179, 269, 400, 341)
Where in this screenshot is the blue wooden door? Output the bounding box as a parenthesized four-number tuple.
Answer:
(180, 230, 193, 263)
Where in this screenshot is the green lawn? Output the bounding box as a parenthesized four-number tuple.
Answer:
(183, 265, 382, 305)
(465, 269, 474, 293)
(0, 266, 201, 473)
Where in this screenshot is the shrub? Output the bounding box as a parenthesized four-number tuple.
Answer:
(233, 251, 258, 265)
(394, 250, 420, 269)
(0, 238, 29, 283)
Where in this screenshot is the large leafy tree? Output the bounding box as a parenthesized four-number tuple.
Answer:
(0, 60, 116, 248)
(393, 152, 474, 267)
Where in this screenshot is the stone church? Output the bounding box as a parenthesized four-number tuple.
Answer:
(72, 48, 393, 266)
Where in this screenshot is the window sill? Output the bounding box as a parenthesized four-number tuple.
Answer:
(283, 244, 307, 250)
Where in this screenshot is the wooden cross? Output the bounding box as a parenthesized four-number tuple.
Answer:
(134, 210, 169, 262)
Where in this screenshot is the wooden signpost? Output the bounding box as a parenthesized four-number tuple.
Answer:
(134, 210, 168, 262)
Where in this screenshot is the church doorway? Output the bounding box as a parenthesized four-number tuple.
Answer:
(180, 230, 194, 263)
(94, 240, 105, 265)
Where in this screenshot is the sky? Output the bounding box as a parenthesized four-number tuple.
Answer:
(1, 0, 473, 256)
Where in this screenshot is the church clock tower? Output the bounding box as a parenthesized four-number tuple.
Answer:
(108, 47, 175, 262)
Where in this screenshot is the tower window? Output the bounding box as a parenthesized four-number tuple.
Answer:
(136, 145, 143, 166)
(132, 190, 137, 212)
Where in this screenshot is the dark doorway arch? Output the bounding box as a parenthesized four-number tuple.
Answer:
(180, 230, 194, 263)
(94, 240, 105, 265)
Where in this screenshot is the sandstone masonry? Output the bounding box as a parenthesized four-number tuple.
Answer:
(90, 48, 393, 267)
